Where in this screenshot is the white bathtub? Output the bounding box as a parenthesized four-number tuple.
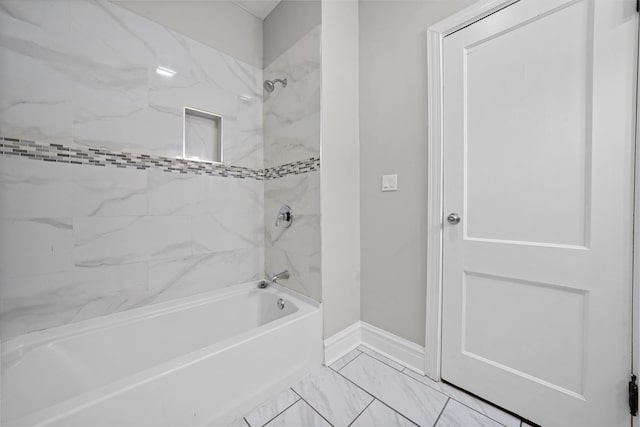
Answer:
(0, 282, 322, 426)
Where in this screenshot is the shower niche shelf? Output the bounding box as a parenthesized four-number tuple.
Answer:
(183, 107, 223, 163)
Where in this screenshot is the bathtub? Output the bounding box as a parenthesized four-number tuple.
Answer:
(1, 282, 323, 426)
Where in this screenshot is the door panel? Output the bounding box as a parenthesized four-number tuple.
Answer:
(465, 0, 591, 247)
(441, 0, 637, 426)
(462, 271, 587, 395)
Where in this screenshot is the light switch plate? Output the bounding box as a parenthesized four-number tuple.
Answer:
(381, 174, 398, 192)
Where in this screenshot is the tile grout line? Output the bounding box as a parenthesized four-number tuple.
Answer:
(346, 398, 374, 427)
(290, 388, 335, 427)
(336, 350, 363, 372)
(435, 383, 512, 427)
(357, 346, 405, 372)
(432, 398, 450, 427)
(369, 399, 421, 427)
(352, 391, 419, 427)
(256, 389, 301, 427)
(398, 366, 511, 427)
(335, 367, 423, 427)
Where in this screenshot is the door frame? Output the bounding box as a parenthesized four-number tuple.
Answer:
(634, 4, 640, 417)
(424, 0, 640, 392)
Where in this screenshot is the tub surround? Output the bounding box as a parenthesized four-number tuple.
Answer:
(0, 139, 323, 340)
(0, 0, 263, 168)
(263, 26, 321, 169)
(0, 153, 265, 339)
(263, 26, 321, 302)
(0, 1, 323, 340)
(0, 0, 268, 340)
(265, 172, 321, 301)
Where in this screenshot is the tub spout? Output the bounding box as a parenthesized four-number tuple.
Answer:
(257, 270, 289, 289)
(270, 270, 290, 283)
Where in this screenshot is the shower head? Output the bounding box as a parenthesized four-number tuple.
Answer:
(263, 78, 287, 93)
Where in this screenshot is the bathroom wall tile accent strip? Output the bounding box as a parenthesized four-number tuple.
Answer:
(263, 157, 321, 179)
(0, 137, 319, 180)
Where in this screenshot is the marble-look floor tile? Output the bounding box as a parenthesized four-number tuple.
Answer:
(329, 348, 362, 372)
(244, 388, 300, 427)
(340, 354, 448, 427)
(357, 345, 404, 371)
(402, 369, 520, 427)
(265, 400, 330, 427)
(292, 367, 373, 427)
(436, 399, 502, 427)
(351, 400, 416, 427)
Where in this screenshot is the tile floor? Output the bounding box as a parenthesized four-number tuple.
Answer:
(238, 346, 533, 427)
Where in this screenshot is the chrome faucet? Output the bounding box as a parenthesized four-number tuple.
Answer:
(270, 270, 290, 283)
(257, 270, 290, 288)
(275, 205, 293, 228)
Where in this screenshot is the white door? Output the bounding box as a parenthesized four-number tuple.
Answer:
(441, 1, 638, 426)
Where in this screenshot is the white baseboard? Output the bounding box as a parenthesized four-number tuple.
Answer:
(324, 321, 425, 374)
(324, 321, 361, 365)
(360, 322, 425, 374)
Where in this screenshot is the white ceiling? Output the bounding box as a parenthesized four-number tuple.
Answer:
(232, 1, 281, 20)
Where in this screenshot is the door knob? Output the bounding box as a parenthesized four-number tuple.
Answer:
(447, 213, 461, 224)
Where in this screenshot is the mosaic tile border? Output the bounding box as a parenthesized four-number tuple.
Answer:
(264, 157, 321, 179)
(0, 137, 320, 180)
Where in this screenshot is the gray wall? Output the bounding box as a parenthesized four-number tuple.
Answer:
(263, 1, 321, 68)
(359, 0, 476, 346)
(321, 0, 360, 339)
(113, 1, 263, 68)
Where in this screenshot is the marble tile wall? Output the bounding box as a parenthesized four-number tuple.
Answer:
(0, 0, 266, 340)
(0, 155, 264, 339)
(0, 0, 263, 168)
(263, 26, 322, 302)
(0, 1, 323, 338)
(263, 26, 321, 169)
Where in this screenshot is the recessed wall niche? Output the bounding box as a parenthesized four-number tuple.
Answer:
(183, 107, 223, 163)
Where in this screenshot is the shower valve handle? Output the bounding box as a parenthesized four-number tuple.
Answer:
(275, 205, 293, 228)
(276, 212, 291, 225)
